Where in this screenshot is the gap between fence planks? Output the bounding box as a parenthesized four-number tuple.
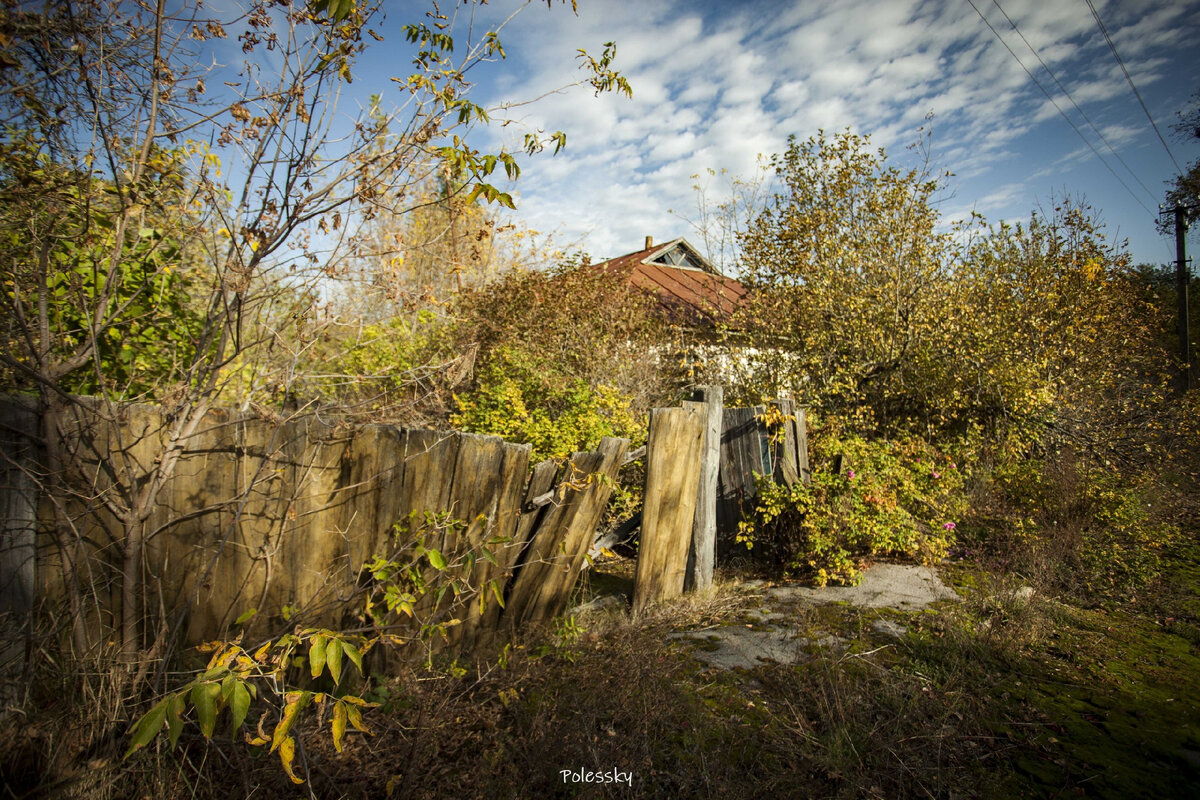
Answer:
(633, 406, 705, 614)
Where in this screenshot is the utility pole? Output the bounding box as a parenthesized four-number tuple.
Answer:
(1162, 205, 1195, 392)
(1176, 206, 1191, 392)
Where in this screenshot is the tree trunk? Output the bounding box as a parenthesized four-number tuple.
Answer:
(41, 395, 89, 657)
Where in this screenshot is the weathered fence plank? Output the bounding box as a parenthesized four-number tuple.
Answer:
(684, 385, 723, 592)
(634, 406, 705, 613)
(502, 437, 627, 629)
(771, 397, 800, 487)
(479, 455, 551, 636)
(338, 424, 409, 576)
(794, 405, 810, 484)
(716, 406, 771, 541)
(449, 435, 530, 650)
(401, 429, 460, 538)
(714, 399, 812, 548)
(0, 399, 37, 682)
(503, 450, 603, 629)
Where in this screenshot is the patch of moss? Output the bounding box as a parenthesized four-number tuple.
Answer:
(978, 604, 1200, 797)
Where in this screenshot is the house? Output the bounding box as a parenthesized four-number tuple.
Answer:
(592, 236, 748, 332)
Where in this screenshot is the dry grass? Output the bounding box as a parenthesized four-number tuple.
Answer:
(9, 551, 1200, 799)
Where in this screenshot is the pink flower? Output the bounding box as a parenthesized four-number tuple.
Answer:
(932, 471, 941, 479)
(847, 469, 856, 480)
(943, 522, 956, 531)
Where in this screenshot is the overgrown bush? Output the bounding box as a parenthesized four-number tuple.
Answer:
(450, 345, 645, 462)
(316, 309, 466, 421)
(455, 258, 679, 421)
(966, 450, 1176, 601)
(738, 434, 964, 585)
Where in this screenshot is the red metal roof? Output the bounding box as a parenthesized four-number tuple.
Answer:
(593, 239, 747, 328)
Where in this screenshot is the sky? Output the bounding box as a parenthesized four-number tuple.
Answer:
(362, 0, 1200, 270)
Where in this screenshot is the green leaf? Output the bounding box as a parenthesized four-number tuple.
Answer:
(166, 691, 187, 749)
(326, 639, 343, 684)
(341, 641, 364, 675)
(233, 608, 258, 626)
(309, 634, 328, 679)
(190, 681, 221, 739)
(426, 548, 446, 570)
(229, 680, 251, 734)
(124, 697, 169, 758)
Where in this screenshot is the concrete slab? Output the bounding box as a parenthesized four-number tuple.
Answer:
(670, 564, 958, 671)
(766, 564, 959, 609)
(671, 627, 847, 670)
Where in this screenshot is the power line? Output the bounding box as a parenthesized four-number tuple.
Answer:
(965, 0, 1156, 217)
(1082, 0, 1185, 175)
(989, 0, 1158, 204)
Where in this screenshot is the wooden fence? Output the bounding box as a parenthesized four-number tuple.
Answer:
(1, 389, 809, 655)
(0, 396, 626, 652)
(716, 397, 809, 540)
(632, 390, 809, 612)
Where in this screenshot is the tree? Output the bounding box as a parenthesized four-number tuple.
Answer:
(952, 202, 1173, 458)
(0, 0, 629, 676)
(736, 128, 957, 431)
(734, 130, 1172, 460)
(732, 128, 1182, 598)
(672, 163, 770, 275)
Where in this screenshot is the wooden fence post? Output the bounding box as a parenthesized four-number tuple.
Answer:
(633, 405, 704, 614)
(684, 385, 722, 592)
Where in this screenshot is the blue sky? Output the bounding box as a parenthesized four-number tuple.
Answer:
(359, 0, 1200, 269)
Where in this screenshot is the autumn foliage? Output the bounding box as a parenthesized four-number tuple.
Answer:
(728, 130, 1190, 597)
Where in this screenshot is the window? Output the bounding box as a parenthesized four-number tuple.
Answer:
(651, 245, 705, 270)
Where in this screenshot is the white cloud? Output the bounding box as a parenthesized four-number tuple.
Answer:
(447, 0, 1200, 265)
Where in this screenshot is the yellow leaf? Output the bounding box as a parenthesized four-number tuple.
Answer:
(278, 735, 304, 784)
(271, 691, 311, 753)
(331, 700, 348, 753)
(346, 704, 371, 735)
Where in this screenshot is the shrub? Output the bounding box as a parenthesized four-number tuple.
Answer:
(454, 259, 677, 421)
(738, 435, 964, 585)
(123, 510, 505, 786)
(312, 309, 465, 422)
(971, 450, 1176, 600)
(450, 346, 645, 462)
(1078, 470, 1175, 597)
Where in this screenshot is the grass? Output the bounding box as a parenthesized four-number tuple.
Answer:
(7, 545, 1200, 799)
